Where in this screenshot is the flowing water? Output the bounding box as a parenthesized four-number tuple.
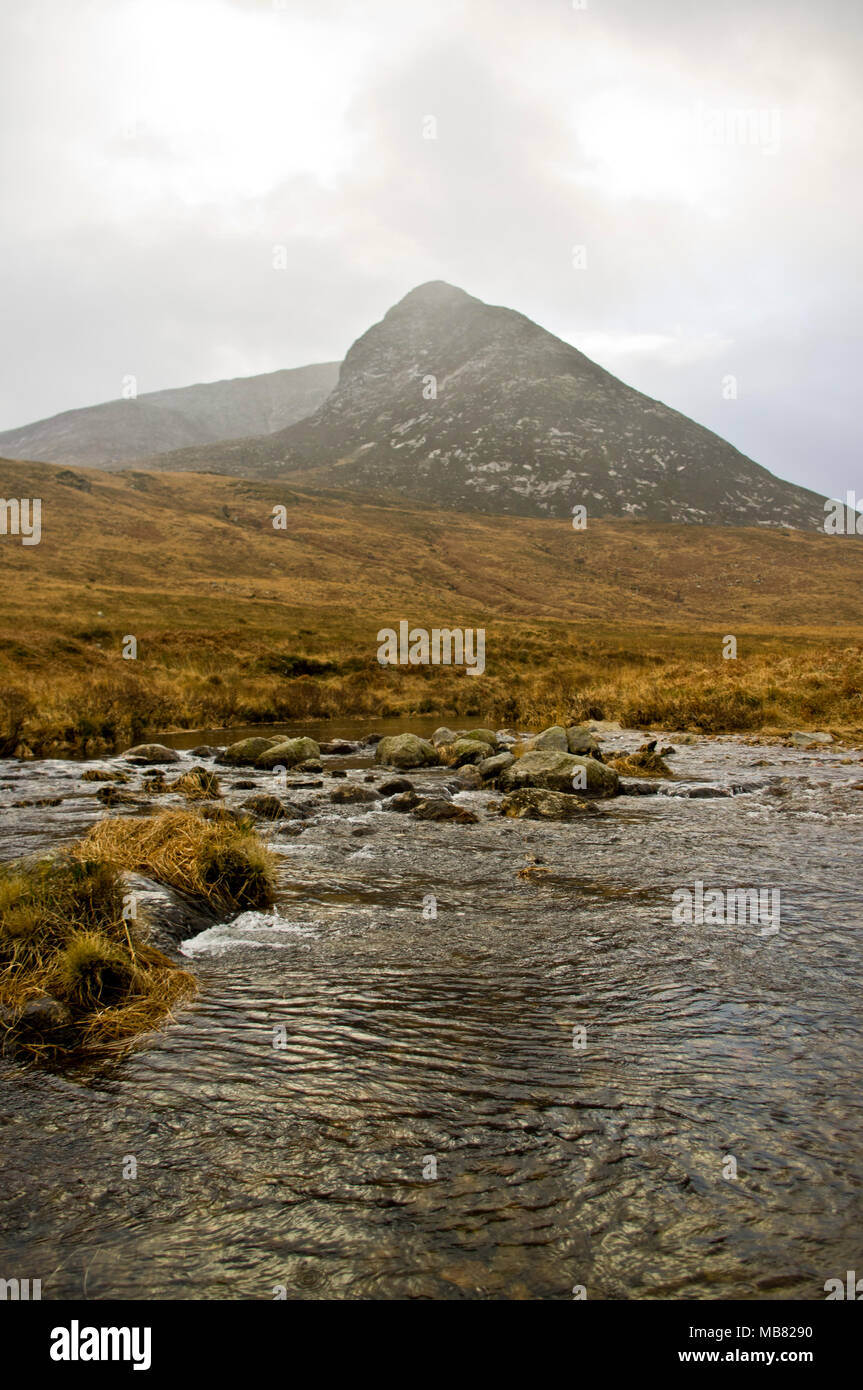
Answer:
(1, 727, 861, 1300)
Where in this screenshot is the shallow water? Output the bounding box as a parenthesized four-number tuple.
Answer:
(1, 729, 862, 1300)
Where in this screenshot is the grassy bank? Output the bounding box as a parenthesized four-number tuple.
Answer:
(0, 811, 276, 1063)
(1, 624, 861, 755)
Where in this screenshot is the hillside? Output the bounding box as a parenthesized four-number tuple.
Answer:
(1, 457, 861, 753)
(135, 282, 827, 529)
(0, 362, 339, 469)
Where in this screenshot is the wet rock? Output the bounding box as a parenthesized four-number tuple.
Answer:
(94, 785, 146, 807)
(532, 725, 570, 752)
(172, 766, 221, 798)
(587, 719, 623, 734)
(375, 734, 439, 769)
(296, 758, 323, 773)
(18, 997, 73, 1035)
(188, 746, 222, 758)
(123, 743, 181, 765)
(387, 790, 422, 812)
(255, 737, 321, 770)
(789, 730, 834, 747)
(287, 779, 323, 789)
(609, 745, 673, 778)
(81, 768, 128, 783)
(232, 780, 258, 790)
(200, 803, 251, 824)
(565, 725, 601, 755)
(459, 728, 497, 748)
(329, 784, 378, 804)
(217, 737, 283, 767)
(122, 872, 216, 953)
(499, 750, 618, 798)
(450, 738, 491, 766)
(364, 733, 383, 745)
(412, 799, 479, 824)
(499, 789, 595, 820)
(454, 765, 482, 789)
(477, 751, 515, 780)
(618, 779, 661, 796)
(240, 794, 292, 820)
(329, 768, 348, 778)
(432, 726, 459, 747)
(379, 777, 414, 796)
(319, 740, 358, 755)
(362, 774, 376, 783)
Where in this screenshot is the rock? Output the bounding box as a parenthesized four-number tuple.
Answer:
(378, 777, 414, 796)
(200, 803, 252, 824)
(450, 738, 491, 766)
(499, 750, 618, 797)
(363, 774, 376, 783)
(565, 725, 601, 755)
(460, 728, 497, 748)
(454, 765, 482, 789)
(123, 743, 181, 764)
(387, 790, 423, 812)
(319, 740, 358, 754)
(350, 825, 375, 837)
(18, 997, 73, 1035)
(172, 765, 221, 798)
(412, 799, 479, 824)
(586, 719, 622, 734)
(121, 871, 216, 953)
(254, 737, 321, 770)
(329, 784, 379, 804)
(532, 725, 569, 752)
(218, 737, 283, 766)
(432, 726, 460, 747)
(232, 780, 258, 790)
(499, 789, 595, 820)
(618, 779, 661, 796)
(789, 731, 834, 747)
(329, 768, 348, 778)
(375, 734, 439, 768)
(81, 768, 128, 783)
(477, 751, 515, 780)
(94, 785, 145, 807)
(364, 733, 383, 745)
(240, 794, 291, 820)
(188, 745, 222, 758)
(296, 759, 323, 773)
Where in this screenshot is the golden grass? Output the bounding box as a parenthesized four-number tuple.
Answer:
(76, 809, 276, 911)
(0, 853, 195, 1065)
(1, 457, 862, 750)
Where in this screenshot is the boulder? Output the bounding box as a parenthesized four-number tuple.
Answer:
(499, 789, 595, 820)
(17, 997, 73, 1035)
(565, 725, 601, 755)
(218, 737, 282, 766)
(378, 777, 414, 796)
(255, 737, 321, 770)
(789, 731, 833, 747)
(431, 726, 460, 747)
(450, 738, 491, 766)
(375, 734, 439, 768)
(412, 799, 478, 824)
(319, 740, 358, 754)
(460, 728, 497, 748)
(532, 725, 569, 752)
(387, 790, 423, 812)
(123, 743, 181, 764)
(329, 784, 379, 804)
(478, 751, 515, 780)
(188, 745, 222, 758)
(499, 750, 618, 798)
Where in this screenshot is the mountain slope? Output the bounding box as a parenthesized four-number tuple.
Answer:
(138, 281, 826, 529)
(0, 362, 340, 469)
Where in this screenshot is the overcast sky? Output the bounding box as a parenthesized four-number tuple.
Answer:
(1, 0, 859, 499)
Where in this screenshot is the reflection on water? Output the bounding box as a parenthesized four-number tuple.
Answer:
(1, 729, 862, 1299)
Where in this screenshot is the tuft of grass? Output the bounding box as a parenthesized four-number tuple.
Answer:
(0, 850, 196, 1065)
(76, 809, 276, 911)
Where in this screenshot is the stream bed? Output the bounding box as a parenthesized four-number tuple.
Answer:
(1, 726, 861, 1300)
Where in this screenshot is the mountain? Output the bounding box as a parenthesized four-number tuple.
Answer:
(0, 362, 340, 469)
(136, 281, 826, 529)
